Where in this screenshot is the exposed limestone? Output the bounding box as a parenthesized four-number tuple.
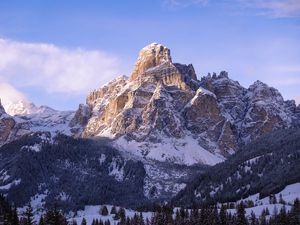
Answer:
(130, 43, 172, 81)
(72, 43, 299, 165)
(78, 44, 238, 163)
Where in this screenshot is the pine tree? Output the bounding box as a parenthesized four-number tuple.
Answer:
(38, 216, 44, 225)
(211, 205, 220, 225)
(278, 205, 288, 225)
(265, 207, 270, 216)
(290, 198, 300, 225)
(44, 203, 67, 225)
(200, 207, 209, 225)
(113, 212, 120, 221)
(235, 202, 247, 225)
(174, 209, 181, 225)
(12, 207, 19, 225)
(118, 208, 126, 224)
(249, 211, 257, 225)
(220, 205, 228, 225)
(100, 206, 109, 216)
(81, 218, 87, 225)
(260, 213, 267, 225)
(24, 204, 35, 225)
(110, 206, 117, 215)
(279, 194, 286, 204)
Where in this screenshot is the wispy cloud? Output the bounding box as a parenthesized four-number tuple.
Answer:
(163, 0, 300, 17)
(237, 0, 300, 18)
(0, 82, 28, 106)
(0, 39, 121, 99)
(162, 0, 208, 9)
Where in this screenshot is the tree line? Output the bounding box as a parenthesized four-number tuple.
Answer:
(1, 194, 299, 225)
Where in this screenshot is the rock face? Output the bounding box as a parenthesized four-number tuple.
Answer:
(130, 43, 172, 81)
(74, 43, 299, 165)
(200, 74, 298, 144)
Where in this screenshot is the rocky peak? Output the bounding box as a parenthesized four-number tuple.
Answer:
(71, 44, 300, 165)
(130, 43, 172, 81)
(247, 80, 284, 103)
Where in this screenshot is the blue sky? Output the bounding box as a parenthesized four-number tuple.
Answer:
(0, 0, 299, 110)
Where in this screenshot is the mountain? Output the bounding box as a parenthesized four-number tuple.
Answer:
(0, 99, 75, 147)
(172, 127, 300, 206)
(72, 43, 300, 165)
(0, 132, 204, 212)
(3, 100, 54, 116)
(0, 133, 146, 211)
(0, 43, 299, 213)
(1, 43, 299, 165)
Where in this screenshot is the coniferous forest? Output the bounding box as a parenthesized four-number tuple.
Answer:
(1, 194, 299, 225)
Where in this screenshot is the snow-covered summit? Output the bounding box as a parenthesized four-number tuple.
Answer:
(0, 98, 76, 146)
(3, 100, 55, 116)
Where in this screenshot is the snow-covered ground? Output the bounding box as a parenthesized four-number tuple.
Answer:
(239, 183, 300, 205)
(68, 205, 153, 225)
(227, 204, 292, 218)
(68, 183, 300, 224)
(115, 135, 225, 166)
(227, 183, 300, 217)
(16, 183, 300, 225)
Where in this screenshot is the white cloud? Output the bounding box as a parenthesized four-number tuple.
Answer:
(0, 39, 122, 96)
(0, 82, 27, 105)
(237, 0, 300, 18)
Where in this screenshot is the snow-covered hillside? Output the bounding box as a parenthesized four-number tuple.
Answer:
(228, 183, 300, 218)
(64, 183, 300, 225)
(69, 205, 152, 225)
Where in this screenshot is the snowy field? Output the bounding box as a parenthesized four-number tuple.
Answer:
(69, 183, 300, 224)
(68, 205, 153, 225)
(228, 183, 300, 217)
(17, 183, 300, 224)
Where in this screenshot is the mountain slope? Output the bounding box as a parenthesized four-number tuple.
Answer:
(0, 133, 147, 211)
(0, 132, 204, 211)
(173, 128, 300, 206)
